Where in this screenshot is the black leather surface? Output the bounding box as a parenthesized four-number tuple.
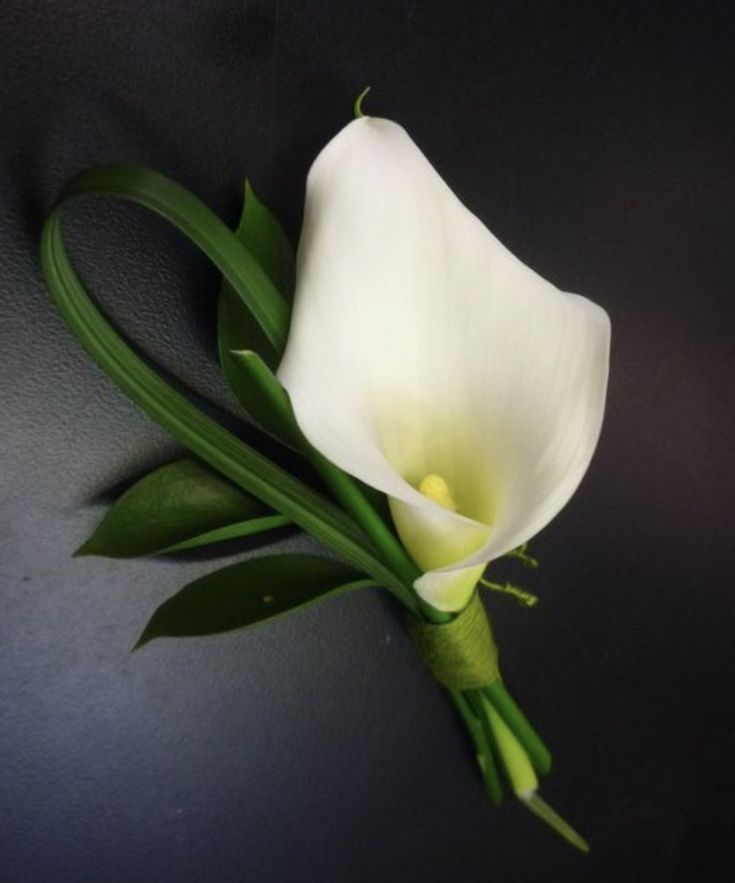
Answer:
(2, 2, 733, 881)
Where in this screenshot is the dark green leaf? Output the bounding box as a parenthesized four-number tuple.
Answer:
(77, 458, 289, 558)
(40, 168, 419, 613)
(55, 164, 290, 354)
(218, 280, 276, 375)
(239, 181, 295, 303)
(135, 554, 375, 647)
(219, 182, 295, 379)
(226, 350, 302, 447)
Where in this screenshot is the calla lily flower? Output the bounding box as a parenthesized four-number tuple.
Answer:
(278, 117, 610, 612)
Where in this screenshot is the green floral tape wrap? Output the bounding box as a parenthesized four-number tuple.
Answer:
(410, 593, 500, 689)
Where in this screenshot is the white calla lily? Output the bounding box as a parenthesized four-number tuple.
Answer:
(278, 117, 610, 612)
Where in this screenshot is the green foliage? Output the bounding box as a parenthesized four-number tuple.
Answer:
(218, 181, 295, 381)
(76, 458, 289, 558)
(41, 165, 419, 612)
(238, 181, 295, 302)
(53, 165, 290, 353)
(134, 554, 374, 647)
(226, 350, 303, 448)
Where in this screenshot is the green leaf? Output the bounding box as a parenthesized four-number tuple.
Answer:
(218, 279, 276, 376)
(219, 182, 295, 382)
(40, 168, 419, 613)
(239, 181, 295, 303)
(134, 554, 375, 647)
(77, 458, 290, 558)
(227, 349, 303, 447)
(54, 165, 291, 355)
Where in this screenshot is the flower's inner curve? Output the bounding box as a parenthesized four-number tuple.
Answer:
(369, 388, 498, 526)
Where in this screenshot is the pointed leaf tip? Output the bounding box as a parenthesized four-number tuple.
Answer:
(218, 177, 296, 391)
(226, 349, 303, 449)
(134, 554, 376, 645)
(522, 792, 590, 853)
(74, 458, 283, 559)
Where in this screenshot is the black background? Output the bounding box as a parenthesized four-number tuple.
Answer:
(2, 2, 734, 881)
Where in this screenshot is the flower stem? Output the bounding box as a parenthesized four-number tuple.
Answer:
(483, 696, 588, 852)
(483, 681, 551, 774)
(218, 350, 423, 603)
(310, 455, 421, 589)
(458, 690, 502, 805)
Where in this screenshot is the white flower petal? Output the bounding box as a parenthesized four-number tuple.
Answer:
(278, 117, 610, 611)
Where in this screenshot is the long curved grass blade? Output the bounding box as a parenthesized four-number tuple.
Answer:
(135, 554, 374, 647)
(40, 178, 419, 614)
(76, 458, 290, 558)
(52, 165, 290, 354)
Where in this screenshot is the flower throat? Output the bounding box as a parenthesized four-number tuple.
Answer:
(418, 473, 457, 512)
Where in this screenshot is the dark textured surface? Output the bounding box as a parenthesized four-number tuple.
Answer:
(1, 2, 734, 881)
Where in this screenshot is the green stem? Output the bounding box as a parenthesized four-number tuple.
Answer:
(420, 593, 551, 779)
(315, 451, 555, 787)
(483, 681, 551, 774)
(353, 86, 371, 118)
(419, 600, 452, 624)
(448, 688, 481, 743)
(309, 454, 421, 588)
(461, 690, 502, 805)
(228, 350, 421, 589)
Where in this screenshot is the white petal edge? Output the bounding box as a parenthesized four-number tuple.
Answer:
(278, 117, 610, 611)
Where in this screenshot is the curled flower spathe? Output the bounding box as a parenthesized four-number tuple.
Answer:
(278, 117, 610, 612)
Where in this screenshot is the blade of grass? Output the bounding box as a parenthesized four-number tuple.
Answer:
(52, 165, 290, 355)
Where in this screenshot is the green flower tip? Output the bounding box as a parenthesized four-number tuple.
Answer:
(353, 87, 371, 119)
